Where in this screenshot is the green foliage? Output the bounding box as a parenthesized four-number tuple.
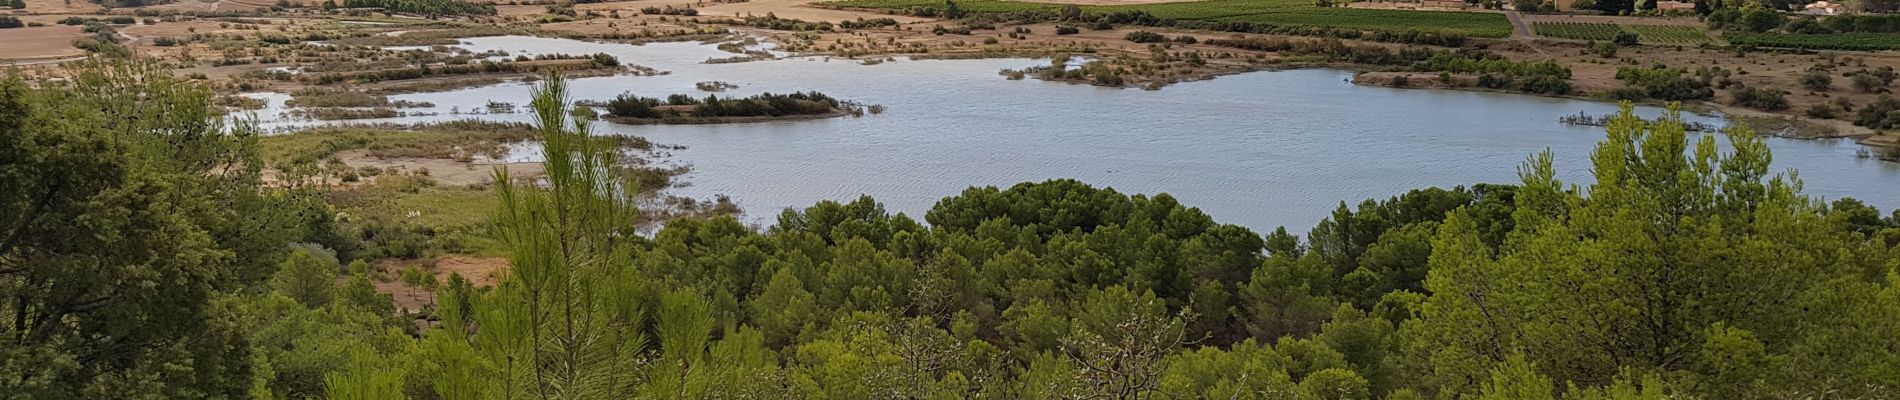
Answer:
(1407, 103, 1898, 398)
(273, 249, 340, 308)
(1125, 30, 1167, 43)
(1722, 32, 1900, 51)
(1299, 368, 1370, 400)
(1799, 70, 1833, 91)
(0, 61, 317, 398)
(1856, 95, 1900, 130)
(1612, 65, 1713, 101)
(1729, 85, 1788, 111)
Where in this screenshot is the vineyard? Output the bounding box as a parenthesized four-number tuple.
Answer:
(1724, 32, 1900, 51)
(1531, 22, 1621, 40)
(1533, 22, 1710, 44)
(1626, 25, 1710, 44)
(824, 0, 1514, 37)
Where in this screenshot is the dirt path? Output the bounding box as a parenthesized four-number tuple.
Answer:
(1504, 9, 1532, 40)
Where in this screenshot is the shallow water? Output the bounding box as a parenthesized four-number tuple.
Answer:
(244, 36, 1900, 232)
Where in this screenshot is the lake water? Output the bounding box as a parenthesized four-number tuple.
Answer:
(246, 35, 1900, 232)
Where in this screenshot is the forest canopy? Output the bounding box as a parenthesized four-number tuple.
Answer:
(1, 69, 1897, 399)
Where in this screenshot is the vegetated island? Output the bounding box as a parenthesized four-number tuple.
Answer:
(590, 91, 873, 125)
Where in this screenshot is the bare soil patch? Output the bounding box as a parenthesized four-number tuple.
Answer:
(336, 149, 547, 187)
(368, 256, 507, 313)
(0, 26, 85, 61)
(15, 0, 107, 14)
(433, 256, 508, 286)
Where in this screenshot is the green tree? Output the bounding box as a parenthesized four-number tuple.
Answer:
(1407, 103, 1888, 397)
(272, 249, 338, 308)
(751, 267, 817, 347)
(410, 73, 650, 399)
(1, 61, 307, 398)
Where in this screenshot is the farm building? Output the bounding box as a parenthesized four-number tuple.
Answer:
(1654, 0, 1696, 11)
(1800, 0, 1847, 14)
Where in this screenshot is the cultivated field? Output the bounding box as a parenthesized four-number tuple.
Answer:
(825, 0, 1515, 37)
(0, 25, 87, 61)
(1724, 32, 1900, 51)
(1533, 21, 1712, 44)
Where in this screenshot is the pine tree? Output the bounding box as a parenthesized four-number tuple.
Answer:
(423, 73, 650, 399)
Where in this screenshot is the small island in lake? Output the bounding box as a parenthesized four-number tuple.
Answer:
(596, 91, 863, 124)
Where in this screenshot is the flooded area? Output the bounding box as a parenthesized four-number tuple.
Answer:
(244, 35, 1900, 231)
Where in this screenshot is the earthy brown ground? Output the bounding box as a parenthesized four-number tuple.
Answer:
(0, 25, 86, 61)
(367, 255, 506, 313)
(336, 150, 548, 186)
(13, 0, 107, 14)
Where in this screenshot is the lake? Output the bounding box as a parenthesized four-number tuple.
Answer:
(246, 35, 1900, 232)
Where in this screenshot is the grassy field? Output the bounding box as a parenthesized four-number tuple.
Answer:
(1724, 32, 1900, 51)
(1533, 22, 1711, 44)
(825, 0, 1514, 37)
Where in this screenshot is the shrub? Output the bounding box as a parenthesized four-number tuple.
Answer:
(1615, 65, 1712, 101)
(1800, 70, 1833, 91)
(1857, 95, 1900, 129)
(606, 93, 662, 118)
(1593, 42, 1618, 58)
(1611, 31, 1639, 46)
(1730, 85, 1788, 111)
(1125, 31, 1166, 43)
(1853, 70, 1893, 93)
(1807, 103, 1839, 119)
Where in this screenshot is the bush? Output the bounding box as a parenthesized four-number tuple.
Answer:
(1730, 85, 1788, 111)
(606, 93, 662, 119)
(1611, 31, 1639, 46)
(1853, 70, 1894, 93)
(1800, 70, 1833, 91)
(1615, 65, 1712, 101)
(1858, 95, 1900, 129)
(1807, 103, 1839, 119)
(1125, 31, 1166, 43)
(1593, 42, 1618, 58)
